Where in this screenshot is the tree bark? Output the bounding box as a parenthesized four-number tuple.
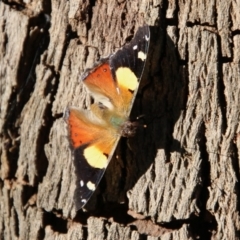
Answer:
(1, 0, 240, 239)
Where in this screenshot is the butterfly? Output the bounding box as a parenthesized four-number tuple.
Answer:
(64, 25, 150, 210)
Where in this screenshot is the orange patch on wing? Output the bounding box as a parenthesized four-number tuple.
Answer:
(67, 109, 98, 148)
(83, 63, 119, 101)
(83, 63, 136, 117)
(66, 108, 118, 152)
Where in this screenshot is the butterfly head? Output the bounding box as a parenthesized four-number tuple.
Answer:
(120, 120, 139, 137)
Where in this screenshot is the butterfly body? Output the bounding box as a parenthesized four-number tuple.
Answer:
(64, 25, 150, 210)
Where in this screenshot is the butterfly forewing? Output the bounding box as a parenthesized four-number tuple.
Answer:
(65, 107, 119, 209)
(110, 25, 150, 88)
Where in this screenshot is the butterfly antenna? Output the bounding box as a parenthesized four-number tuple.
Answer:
(132, 114, 147, 129)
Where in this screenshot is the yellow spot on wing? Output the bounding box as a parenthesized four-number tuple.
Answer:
(116, 67, 138, 91)
(83, 145, 108, 169)
(87, 181, 96, 191)
(138, 51, 147, 61)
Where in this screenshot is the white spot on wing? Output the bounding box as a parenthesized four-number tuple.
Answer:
(81, 199, 87, 203)
(145, 35, 150, 41)
(138, 51, 147, 61)
(80, 180, 84, 187)
(87, 181, 96, 191)
(133, 45, 138, 50)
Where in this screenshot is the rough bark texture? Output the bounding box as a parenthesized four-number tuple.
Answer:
(1, 0, 240, 239)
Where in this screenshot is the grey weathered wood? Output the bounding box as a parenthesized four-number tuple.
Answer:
(1, 0, 240, 239)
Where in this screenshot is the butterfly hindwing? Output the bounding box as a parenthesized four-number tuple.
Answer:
(65, 25, 150, 210)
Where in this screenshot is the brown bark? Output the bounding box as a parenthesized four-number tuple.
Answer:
(1, 0, 240, 239)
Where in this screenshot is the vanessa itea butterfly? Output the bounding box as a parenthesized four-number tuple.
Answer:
(64, 25, 150, 210)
